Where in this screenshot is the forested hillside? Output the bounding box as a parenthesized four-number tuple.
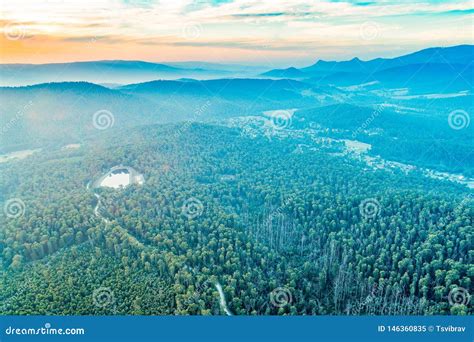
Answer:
(1, 123, 471, 315)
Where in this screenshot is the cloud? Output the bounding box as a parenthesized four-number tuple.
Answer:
(1, 0, 472, 64)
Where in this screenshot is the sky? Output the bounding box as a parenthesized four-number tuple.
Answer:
(0, 0, 473, 67)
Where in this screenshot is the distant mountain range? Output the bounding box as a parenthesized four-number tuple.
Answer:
(264, 45, 473, 76)
(1, 45, 472, 154)
(0, 60, 266, 87)
(1, 45, 471, 91)
(262, 45, 474, 92)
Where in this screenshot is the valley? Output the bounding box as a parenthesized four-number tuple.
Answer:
(0, 45, 472, 317)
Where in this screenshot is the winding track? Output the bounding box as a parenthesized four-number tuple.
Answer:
(88, 181, 233, 316)
(215, 282, 233, 316)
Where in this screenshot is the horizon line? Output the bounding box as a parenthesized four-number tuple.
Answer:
(1, 44, 471, 69)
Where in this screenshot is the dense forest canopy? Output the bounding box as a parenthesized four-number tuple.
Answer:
(1, 121, 472, 315)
